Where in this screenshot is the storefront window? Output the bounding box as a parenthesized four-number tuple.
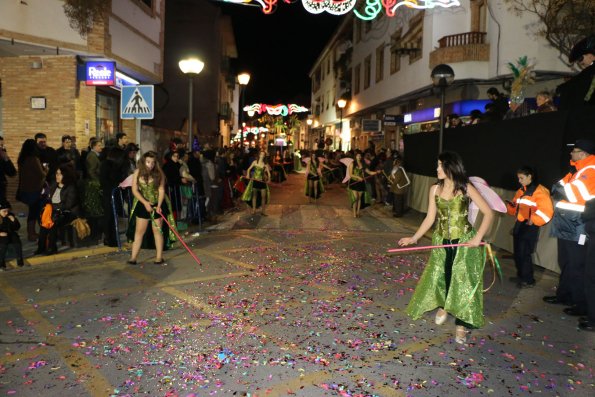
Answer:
(96, 91, 119, 143)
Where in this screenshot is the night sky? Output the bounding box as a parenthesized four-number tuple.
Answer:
(215, 2, 342, 106)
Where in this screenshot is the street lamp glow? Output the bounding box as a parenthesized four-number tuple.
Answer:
(306, 119, 313, 126)
(178, 58, 205, 75)
(179, 57, 205, 150)
(238, 72, 251, 86)
(337, 99, 347, 109)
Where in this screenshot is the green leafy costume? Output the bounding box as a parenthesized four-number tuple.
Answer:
(126, 180, 177, 250)
(406, 194, 485, 328)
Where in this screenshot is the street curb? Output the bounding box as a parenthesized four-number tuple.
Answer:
(6, 246, 122, 269)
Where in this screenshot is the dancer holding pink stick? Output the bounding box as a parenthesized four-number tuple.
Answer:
(398, 151, 493, 344)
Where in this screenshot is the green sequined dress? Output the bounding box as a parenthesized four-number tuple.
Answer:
(126, 179, 177, 250)
(241, 165, 270, 208)
(406, 194, 485, 328)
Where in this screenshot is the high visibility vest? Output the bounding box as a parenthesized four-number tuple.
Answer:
(506, 184, 553, 226)
(556, 155, 595, 213)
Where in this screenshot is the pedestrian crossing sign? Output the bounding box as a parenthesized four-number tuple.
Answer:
(121, 85, 154, 119)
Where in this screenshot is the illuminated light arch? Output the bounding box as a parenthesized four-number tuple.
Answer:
(389, 0, 460, 14)
(224, 0, 460, 20)
(302, 0, 357, 16)
(354, 0, 383, 21)
(243, 103, 310, 116)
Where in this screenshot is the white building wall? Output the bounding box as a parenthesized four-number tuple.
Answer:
(0, 0, 86, 47)
(111, 0, 163, 44)
(316, 52, 339, 126)
(109, 17, 162, 75)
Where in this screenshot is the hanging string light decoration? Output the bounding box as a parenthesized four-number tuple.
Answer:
(243, 103, 310, 116)
(223, 0, 460, 20)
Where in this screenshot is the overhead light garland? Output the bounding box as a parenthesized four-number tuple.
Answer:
(223, 0, 460, 20)
(243, 103, 309, 116)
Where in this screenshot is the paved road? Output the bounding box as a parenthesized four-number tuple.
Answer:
(0, 173, 593, 396)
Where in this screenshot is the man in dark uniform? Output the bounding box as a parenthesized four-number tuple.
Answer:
(557, 35, 595, 110)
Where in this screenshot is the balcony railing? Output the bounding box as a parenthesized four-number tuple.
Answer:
(438, 32, 486, 48)
(430, 32, 489, 68)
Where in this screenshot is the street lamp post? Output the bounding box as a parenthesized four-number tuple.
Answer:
(179, 58, 205, 149)
(337, 98, 347, 151)
(306, 118, 313, 149)
(238, 72, 251, 149)
(431, 64, 455, 153)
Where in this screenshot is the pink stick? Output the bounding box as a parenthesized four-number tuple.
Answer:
(387, 242, 486, 253)
(156, 211, 202, 265)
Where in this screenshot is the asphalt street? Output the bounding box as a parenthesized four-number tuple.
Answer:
(0, 172, 593, 397)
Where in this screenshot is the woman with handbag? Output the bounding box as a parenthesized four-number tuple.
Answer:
(35, 164, 80, 255)
(16, 139, 47, 241)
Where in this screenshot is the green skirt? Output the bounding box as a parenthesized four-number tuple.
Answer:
(406, 230, 486, 328)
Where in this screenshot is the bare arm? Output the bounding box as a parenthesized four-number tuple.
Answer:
(398, 185, 438, 246)
(246, 161, 255, 179)
(466, 183, 494, 247)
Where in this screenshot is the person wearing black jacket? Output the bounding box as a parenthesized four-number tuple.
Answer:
(557, 35, 595, 110)
(99, 146, 128, 247)
(580, 199, 595, 332)
(35, 164, 80, 255)
(0, 200, 24, 270)
(0, 137, 17, 203)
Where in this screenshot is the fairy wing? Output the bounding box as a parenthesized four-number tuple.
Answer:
(119, 174, 133, 188)
(339, 157, 354, 183)
(468, 176, 507, 224)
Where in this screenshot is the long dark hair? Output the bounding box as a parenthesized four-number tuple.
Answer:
(437, 151, 469, 195)
(17, 139, 39, 166)
(137, 151, 163, 186)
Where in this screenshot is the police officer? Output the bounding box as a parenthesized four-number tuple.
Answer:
(544, 139, 595, 320)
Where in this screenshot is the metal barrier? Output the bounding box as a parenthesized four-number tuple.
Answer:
(111, 183, 206, 250)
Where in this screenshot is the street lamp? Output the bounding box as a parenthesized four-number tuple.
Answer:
(179, 58, 205, 149)
(337, 98, 347, 151)
(431, 64, 454, 153)
(238, 72, 251, 148)
(306, 118, 313, 149)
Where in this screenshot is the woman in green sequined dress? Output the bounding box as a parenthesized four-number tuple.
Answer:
(127, 151, 176, 265)
(242, 151, 271, 216)
(398, 152, 493, 344)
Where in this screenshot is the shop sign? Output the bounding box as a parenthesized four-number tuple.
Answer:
(362, 119, 381, 132)
(383, 114, 403, 126)
(85, 61, 115, 86)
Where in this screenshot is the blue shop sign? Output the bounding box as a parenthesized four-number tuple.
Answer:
(85, 61, 115, 86)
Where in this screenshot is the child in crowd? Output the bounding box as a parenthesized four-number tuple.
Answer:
(0, 200, 24, 270)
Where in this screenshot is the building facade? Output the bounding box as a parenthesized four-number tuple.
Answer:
(0, 0, 165, 157)
(310, 0, 573, 152)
